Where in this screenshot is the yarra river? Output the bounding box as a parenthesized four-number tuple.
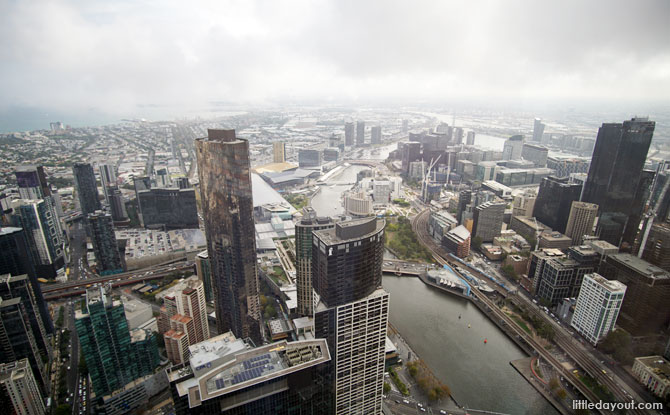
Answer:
(311, 143, 557, 413)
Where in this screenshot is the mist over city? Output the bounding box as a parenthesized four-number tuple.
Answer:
(1, 1, 670, 415)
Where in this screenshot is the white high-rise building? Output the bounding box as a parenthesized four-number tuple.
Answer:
(571, 273, 626, 345)
(502, 135, 524, 160)
(0, 359, 46, 415)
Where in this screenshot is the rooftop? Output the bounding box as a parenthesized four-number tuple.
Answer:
(609, 253, 670, 279)
(636, 356, 670, 384)
(314, 217, 384, 245)
(587, 273, 627, 293)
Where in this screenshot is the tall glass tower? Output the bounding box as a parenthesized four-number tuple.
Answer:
(582, 117, 655, 247)
(195, 129, 261, 344)
(313, 217, 389, 414)
(73, 163, 101, 216)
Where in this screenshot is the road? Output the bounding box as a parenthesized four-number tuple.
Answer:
(412, 208, 656, 415)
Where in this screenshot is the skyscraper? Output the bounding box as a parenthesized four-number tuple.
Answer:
(107, 186, 129, 224)
(195, 250, 213, 303)
(196, 129, 261, 343)
(533, 176, 583, 234)
(472, 201, 505, 242)
(565, 201, 598, 245)
(12, 199, 65, 278)
(99, 164, 117, 205)
(502, 135, 524, 160)
(370, 125, 382, 144)
(532, 118, 545, 142)
(356, 120, 365, 146)
(466, 131, 475, 146)
(313, 217, 388, 414)
(0, 358, 46, 415)
(87, 211, 123, 275)
(0, 297, 48, 394)
(582, 117, 655, 247)
(0, 227, 52, 334)
(0, 274, 50, 364)
(295, 208, 334, 316)
(570, 273, 626, 346)
(73, 163, 101, 216)
(75, 285, 159, 397)
(521, 143, 549, 167)
(272, 141, 286, 163)
(14, 166, 50, 201)
(344, 122, 354, 146)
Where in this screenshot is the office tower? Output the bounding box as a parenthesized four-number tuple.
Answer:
(466, 131, 475, 145)
(0, 275, 50, 363)
(534, 245, 599, 305)
(344, 122, 354, 146)
(400, 141, 422, 174)
(370, 125, 382, 144)
(443, 225, 471, 258)
(323, 147, 340, 162)
(295, 208, 334, 316)
(312, 217, 388, 414)
(0, 359, 46, 415)
(533, 176, 582, 234)
(195, 250, 213, 303)
(196, 129, 261, 343)
(168, 333, 332, 414)
(641, 223, 670, 272)
(453, 127, 464, 145)
(532, 118, 545, 142)
(87, 211, 123, 275)
(598, 253, 670, 335)
(73, 163, 101, 215)
(273, 141, 286, 163)
(502, 135, 524, 160)
(163, 278, 210, 365)
(107, 186, 129, 224)
(582, 117, 655, 247)
(456, 190, 472, 225)
(521, 143, 549, 167)
(356, 120, 365, 146)
(565, 201, 598, 245)
(570, 273, 626, 346)
(0, 227, 51, 334)
(137, 188, 198, 229)
(12, 199, 65, 278)
(0, 297, 48, 394)
(14, 166, 50, 200)
(99, 164, 117, 204)
(402, 119, 409, 133)
(472, 201, 505, 242)
(512, 191, 537, 218)
(75, 285, 159, 397)
(298, 149, 321, 168)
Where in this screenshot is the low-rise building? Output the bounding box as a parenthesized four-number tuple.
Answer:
(632, 356, 670, 399)
(443, 225, 471, 258)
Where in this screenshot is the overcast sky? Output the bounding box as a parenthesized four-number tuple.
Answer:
(1, 0, 669, 116)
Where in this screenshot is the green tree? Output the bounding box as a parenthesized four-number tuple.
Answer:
(54, 404, 71, 415)
(472, 236, 483, 250)
(383, 382, 391, 394)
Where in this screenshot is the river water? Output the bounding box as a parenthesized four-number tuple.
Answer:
(311, 150, 556, 414)
(383, 275, 557, 415)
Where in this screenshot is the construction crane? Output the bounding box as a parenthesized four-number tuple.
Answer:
(638, 162, 670, 258)
(421, 154, 442, 202)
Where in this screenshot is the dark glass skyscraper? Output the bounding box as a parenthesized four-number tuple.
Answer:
(533, 176, 583, 234)
(582, 117, 655, 247)
(312, 217, 389, 414)
(294, 207, 334, 316)
(0, 227, 52, 334)
(87, 211, 123, 275)
(73, 163, 101, 216)
(196, 129, 261, 344)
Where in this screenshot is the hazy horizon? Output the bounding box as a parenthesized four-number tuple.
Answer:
(1, 0, 669, 128)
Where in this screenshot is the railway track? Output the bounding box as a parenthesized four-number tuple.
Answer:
(409, 208, 655, 415)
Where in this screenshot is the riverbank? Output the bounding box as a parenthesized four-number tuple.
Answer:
(384, 274, 559, 414)
(510, 357, 570, 415)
